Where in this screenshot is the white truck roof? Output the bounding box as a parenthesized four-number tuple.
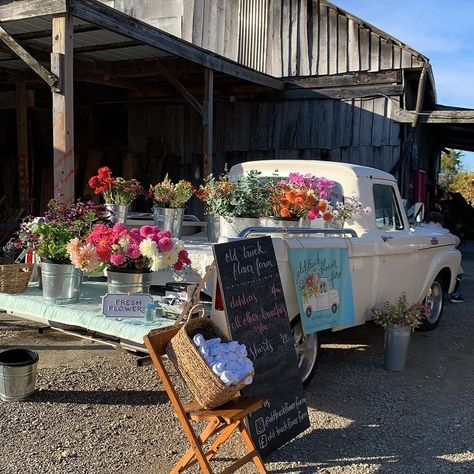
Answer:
(228, 160, 395, 182)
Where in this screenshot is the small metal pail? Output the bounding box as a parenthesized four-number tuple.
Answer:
(0, 348, 39, 401)
(40, 263, 82, 304)
(105, 204, 129, 225)
(152, 207, 184, 238)
(106, 270, 152, 294)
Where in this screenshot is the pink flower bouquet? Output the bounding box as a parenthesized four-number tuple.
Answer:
(67, 223, 191, 273)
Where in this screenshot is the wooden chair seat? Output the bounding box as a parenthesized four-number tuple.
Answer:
(144, 326, 267, 474)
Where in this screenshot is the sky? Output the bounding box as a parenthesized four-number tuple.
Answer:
(335, 0, 474, 170)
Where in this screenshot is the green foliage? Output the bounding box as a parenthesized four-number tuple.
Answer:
(450, 171, 474, 203)
(371, 293, 427, 329)
(439, 149, 464, 189)
(197, 169, 273, 218)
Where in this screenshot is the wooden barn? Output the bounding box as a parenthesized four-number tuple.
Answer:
(1, 0, 473, 219)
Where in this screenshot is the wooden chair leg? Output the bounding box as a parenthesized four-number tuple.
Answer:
(205, 421, 240, 460)
(238, 423, 267, 474)
(173, 419, 221, 473)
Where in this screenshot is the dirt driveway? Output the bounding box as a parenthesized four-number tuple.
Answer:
(0, 244, 473, 473)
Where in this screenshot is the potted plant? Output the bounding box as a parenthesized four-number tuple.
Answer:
(150, 175, 194, 238)
(17, 198, 103, 304)
(197, 170, 273, 238)
(89, 166, 144, 225)
(68, 223, 191, 294)
(371, 293, 427, 371)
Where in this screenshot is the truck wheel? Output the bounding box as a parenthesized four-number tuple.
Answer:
(291, 318, 319, 387)
(420, 276, 444, 331)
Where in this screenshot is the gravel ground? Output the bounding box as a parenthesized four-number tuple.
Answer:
(1, 243, 473, 473)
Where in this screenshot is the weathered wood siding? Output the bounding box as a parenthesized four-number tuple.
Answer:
(128, 95, 401, 178)
(99, 0, 426, 76)
(265, 0, 426, 77)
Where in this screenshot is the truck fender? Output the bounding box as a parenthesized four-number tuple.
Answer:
(417, 249, 461, 302)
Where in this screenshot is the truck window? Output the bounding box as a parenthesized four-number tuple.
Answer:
(373, 184, 404, 231)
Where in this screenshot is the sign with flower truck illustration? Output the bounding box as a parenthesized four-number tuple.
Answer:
(289, 247, 355, 333)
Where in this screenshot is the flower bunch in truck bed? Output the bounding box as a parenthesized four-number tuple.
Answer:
(67, 223, 190, 273)
(89, 166, 144, 206)
(269, 172, 336, 221)
(150, 175, 194, 209)
(197, 169, 273, 218)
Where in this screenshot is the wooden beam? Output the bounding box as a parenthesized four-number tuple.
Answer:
(392, 107, 474, 124)
(153, 61, 204, 117)
(203, 69, 214, 177)
(278, 84, 404, 100)
(16, 82, 30, 209)
(0, 25, 58, 89)
(13, 25, 100, 42)
(67, 0, 283, 91)
(51, 14, 75, 204)
(74, 40, 142, 55)
(284, 70, 401, 89)
(0, 0, 66, 22)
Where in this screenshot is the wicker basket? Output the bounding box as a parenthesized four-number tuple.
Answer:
(0, 263, 33, 294)
(167, 317, 252, 409)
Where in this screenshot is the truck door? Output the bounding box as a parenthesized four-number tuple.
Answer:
(372, 182, 422, 305)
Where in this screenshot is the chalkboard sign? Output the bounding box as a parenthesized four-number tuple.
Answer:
(213, 236, 309, 457)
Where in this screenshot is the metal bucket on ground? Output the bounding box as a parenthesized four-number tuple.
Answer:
(107, 270, 152, 294)
(41, 263, 82, 304)
(153, 207, 184, 238)
(384, 324, 412, 371)
(0, 348, 39, 401)
(105, 204, 129, 225)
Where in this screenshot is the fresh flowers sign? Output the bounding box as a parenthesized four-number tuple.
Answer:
(67, 223, 191, 273)
(288, 247, 355, 333)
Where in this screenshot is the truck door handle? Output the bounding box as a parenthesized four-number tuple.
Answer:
(381, 236, 394, 242)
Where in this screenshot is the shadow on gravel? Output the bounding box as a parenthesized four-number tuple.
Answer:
(28, 389, 168, 405)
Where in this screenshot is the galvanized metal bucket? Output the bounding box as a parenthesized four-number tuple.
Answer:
(206, 214, 221, 242)
(260, 217, 310, 228)
(105, 204, 129, 225)
(41, 263, 82, 304)
(0, 348, 39, 401)
(384, 324, 412, 371)
(107, 270, 152, 294)
(219, 217, 260, 238)
(153, 207, 184, 238)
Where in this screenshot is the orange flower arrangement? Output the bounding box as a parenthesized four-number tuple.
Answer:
(272, 186, 317, 219)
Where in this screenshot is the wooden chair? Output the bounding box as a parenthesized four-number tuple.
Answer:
(144, 326, 267, 474)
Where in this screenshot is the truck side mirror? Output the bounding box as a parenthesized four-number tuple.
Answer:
(408, 202, 424, 226)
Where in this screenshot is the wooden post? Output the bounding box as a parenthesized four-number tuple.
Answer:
(51, 14, 74, 204)
(202, 68, 214, 177)
(16, 81, 29, 209)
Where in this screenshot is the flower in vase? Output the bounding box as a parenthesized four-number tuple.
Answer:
(69, 223, 191, 273)
(88, 167, 144, 206)
(150, 175, 194, 208)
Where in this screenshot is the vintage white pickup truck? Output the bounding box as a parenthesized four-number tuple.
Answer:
(207, 160, 462, 385)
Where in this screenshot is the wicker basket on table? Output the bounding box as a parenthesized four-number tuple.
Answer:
(166, 311, 253, 409)
(0, 263, 33, 294)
